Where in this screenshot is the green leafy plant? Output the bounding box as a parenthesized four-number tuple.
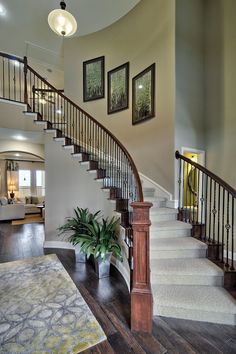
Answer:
(78, 216, 123, 262)
(58, 207, 100, 246)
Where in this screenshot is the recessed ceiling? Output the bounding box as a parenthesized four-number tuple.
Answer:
(0, 151, 44, 162)
(0, 127, 45, 144)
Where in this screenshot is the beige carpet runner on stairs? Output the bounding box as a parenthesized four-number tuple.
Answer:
(144, 188, 236, 326)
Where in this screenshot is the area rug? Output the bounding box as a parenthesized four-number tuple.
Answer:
(0, 254, 106, 353)
(11, 214, 44, 225)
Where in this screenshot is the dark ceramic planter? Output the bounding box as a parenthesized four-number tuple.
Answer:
(74, 244, 86, 263)
(94, 252, 112, 278)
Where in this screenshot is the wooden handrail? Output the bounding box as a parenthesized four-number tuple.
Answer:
(0, 51, 24, 63)
(175, 151, 236, 198)
(27, 63, 143, 201)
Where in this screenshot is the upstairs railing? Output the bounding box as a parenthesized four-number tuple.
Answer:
(176, 151, 235, 271)
(0, 52, 153, 332)
(0, 52, 143, 204)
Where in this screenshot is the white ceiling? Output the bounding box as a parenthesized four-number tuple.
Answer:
(0, 127, 45, 144)
(0, 0, 140, 64)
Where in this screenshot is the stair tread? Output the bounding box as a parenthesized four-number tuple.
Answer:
(145, 196, 166, 202)
(151, 237, 207, 250)
(152, 284, 236, 313)
(150, 207, 178, 215)
(151, 220, 192, 230)
(151, 258, 223, 276)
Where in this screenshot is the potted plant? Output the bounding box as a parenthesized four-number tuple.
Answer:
(58, 207, 100, 263)
(78, 216, 123, 278)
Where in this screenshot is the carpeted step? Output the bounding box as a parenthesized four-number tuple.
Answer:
(150, 207, 178, 222)
(144, 196, 167, 208)
(150, 220, 192, 239)
(152, 284, 236, 325)
(151, 237, 207, 259)
(151, 258, 224, 286)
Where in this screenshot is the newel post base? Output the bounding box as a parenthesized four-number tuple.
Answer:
(130, 202, 153, 333)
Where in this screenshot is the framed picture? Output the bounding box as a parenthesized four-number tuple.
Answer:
(107, 62, 129, 114)
(83, 56, 105, 102)
(132, 63, 155, 125)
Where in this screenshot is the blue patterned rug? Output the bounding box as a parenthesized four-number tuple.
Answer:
(0, 254, 106, 353)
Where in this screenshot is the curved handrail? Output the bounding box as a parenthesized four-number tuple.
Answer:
(175, 150, 236, 198)
(0, 51, 24, 63)
(0, 51, 143, 202)
(27, 64, 143, 201)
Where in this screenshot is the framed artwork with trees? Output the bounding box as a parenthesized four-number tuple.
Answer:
(132, 63, 155, 125)
(107, 62, 129, 114)
(83, 56, 105, 102)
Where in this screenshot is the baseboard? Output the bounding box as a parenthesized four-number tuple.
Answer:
(43, 240, 74, 250)
(111, 255, 130, 292)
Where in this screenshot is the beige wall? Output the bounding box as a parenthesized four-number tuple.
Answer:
(44, 135, 115, 242)
(205, 0, 236, 188)
(175, 0, 205, 152)
(64, 0, 176, 195)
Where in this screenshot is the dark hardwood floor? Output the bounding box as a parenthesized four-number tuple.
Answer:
(0, 221, 235, 354)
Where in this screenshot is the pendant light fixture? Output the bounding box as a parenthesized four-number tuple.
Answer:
(48, 1, 77, 37)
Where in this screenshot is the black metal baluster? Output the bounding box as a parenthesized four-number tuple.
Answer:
(221, 189, 225, 264)
(208, 178, 212, 242)
(217, 185, 221, 248)
(178, 158, 181, 213)
(212, 180, 217, 244)
(2, 57, 5, 98)
(13, 60, 16, 101)
(230, 196, 235, 270)
(200, 172, 204, 227)
(8, 59, 10, 99)
(197, 168, 200, 224)
(225, 192, 230, 268)
(184, 162, 187, 222)
(204, 176, 208, 242)
(19, 61, 22, 102)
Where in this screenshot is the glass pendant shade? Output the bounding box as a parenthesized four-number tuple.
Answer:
(48, 8, 77, 37)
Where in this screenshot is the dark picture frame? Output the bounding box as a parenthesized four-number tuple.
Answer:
(107, 62, 129, 114)
(83, 56, 105, 102)
(132, 63, 155, 125)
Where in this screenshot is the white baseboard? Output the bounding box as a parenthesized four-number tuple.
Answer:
(44, 240, 74, 250)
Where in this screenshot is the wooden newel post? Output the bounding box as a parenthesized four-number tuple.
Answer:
(130, 201, 153, 333)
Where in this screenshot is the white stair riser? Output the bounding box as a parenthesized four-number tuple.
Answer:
(150, 228, 191, 238)
(151, 248, 207, 259)
(150, 213, 177, 222)
(153, 305, 236, 326)
(151, 274, 223, 287)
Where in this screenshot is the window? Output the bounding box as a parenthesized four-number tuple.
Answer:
(19, 170, 31, 197)
(36, 170, 45, 197)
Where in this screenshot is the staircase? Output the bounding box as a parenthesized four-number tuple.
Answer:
(0, 51, 235, 331)
(144, 188, 236, 325)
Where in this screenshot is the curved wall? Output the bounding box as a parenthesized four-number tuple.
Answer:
(64, 0, 176, 195)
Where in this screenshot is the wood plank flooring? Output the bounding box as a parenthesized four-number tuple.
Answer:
(0, 222, 235, 354)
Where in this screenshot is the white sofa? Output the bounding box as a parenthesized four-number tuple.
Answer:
(0, 203, 25, 221)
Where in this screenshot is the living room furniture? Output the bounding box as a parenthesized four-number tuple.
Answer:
(0, 203, 25, 221)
